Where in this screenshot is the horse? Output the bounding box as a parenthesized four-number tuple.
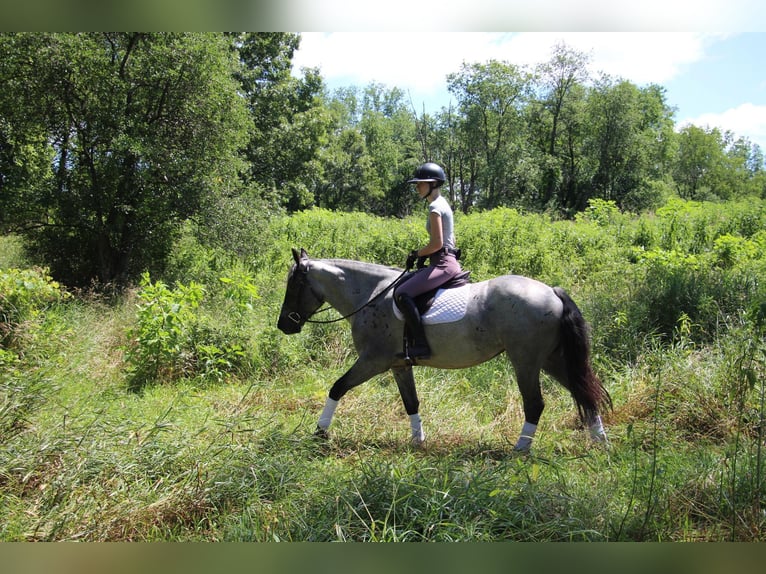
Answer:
(277, 248, 611, 451)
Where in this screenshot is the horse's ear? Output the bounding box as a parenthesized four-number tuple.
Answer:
(299, 247, 309, 261)
(291, 248, 301, 264)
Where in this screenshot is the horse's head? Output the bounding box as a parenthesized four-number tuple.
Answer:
(277, 248, 325, 334)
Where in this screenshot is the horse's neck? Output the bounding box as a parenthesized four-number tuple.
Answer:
(311, 259, 398, 316)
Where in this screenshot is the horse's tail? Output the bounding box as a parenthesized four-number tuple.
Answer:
(553, 287, 612, 423)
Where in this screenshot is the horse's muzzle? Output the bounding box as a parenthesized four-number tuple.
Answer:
(277, 311, 303, 334)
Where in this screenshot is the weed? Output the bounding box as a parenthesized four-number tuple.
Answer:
(1, 197, 765, 541)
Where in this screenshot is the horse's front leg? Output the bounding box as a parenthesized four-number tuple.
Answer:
(315, 357, 388, 438)
(392, 366, 425, 448)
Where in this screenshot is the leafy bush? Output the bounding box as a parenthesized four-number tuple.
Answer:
(253, 208, 423, 272)
(0, 266, 67, 445)
(0, 267, 68, 348)
(124, 273, 250, 388)
(4, 196, 766, 542)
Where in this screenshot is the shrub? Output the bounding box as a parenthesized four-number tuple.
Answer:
(0, 267, 68, 348)
(124, 273, 249, 388)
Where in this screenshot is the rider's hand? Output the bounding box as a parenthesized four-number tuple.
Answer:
(406, 250, 418, 270)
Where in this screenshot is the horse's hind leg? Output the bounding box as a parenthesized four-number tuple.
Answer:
(512, 364, 545, 452)
(542, 351, 608, 444)
(392, 366, 425, 447)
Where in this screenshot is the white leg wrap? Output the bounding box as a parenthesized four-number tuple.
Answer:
(514, 421, 537, 452)
(317, 397, 339, 430)
(409, 413, 425, 446)
(588, 415, 608, 444)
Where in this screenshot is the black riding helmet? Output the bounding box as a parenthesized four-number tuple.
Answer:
(407, 162, 446, 188)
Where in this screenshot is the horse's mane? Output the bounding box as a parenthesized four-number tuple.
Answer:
(321, 258, 403, 279)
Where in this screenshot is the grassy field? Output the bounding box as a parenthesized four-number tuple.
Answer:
(1, 198, 765, 541)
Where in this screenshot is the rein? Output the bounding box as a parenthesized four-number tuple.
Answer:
(303, 268, 409, 325)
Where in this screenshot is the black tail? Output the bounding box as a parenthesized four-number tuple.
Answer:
(553, 287, 612, 423)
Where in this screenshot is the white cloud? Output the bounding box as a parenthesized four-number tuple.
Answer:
(293, 32, 506, 93)
(551, 32, 713, 84)
(681, 103, 766, 149)
(293, 32, 716, 92)
(293, 32, 766, 149)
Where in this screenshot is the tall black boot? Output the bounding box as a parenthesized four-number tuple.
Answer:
(396, 293, 431, 361)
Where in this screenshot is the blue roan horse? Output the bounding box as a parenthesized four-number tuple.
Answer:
(277, 248, 611, 451)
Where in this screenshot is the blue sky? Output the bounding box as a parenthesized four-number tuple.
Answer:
(293, 32, 766, 151)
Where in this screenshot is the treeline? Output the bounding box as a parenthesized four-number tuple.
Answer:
(1, 33, 764, 287)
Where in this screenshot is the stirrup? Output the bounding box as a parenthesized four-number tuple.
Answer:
(397, 342, 431, 364)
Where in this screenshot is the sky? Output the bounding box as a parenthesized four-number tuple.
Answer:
(292, 32, 766, 152)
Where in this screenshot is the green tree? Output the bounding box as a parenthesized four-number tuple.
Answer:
(720, 135, 765, 199)
(234, 32, 329, 212)
(0, 33, 250, 287)
(312, 84, 420, 216)
(359, 83, 420, 216)
(531, 42, 590, 209)
(434, 103, 481, 214)
(673, 124, 727, 200)
(673, 125, 766, 201)
(582, 76, 674, 212)
(314, 125, 376, 212)
(0, 34, 55, 231)
(447, 60, 534, 209)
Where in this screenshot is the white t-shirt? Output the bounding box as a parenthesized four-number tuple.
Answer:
(426, 195, 456, 251)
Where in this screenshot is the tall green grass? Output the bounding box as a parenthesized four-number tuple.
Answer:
(1, 198, 764, 541)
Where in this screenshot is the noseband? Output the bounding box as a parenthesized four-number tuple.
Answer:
(285, 263, 324, 326)
(286, 311, 303, 325)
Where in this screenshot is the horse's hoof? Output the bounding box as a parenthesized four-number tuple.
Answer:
(314, 427, 330, 440)
(411, 433, 426, 449)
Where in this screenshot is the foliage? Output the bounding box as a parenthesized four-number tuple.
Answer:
(0, 265, 69, 446)
(2, 73, 766, 544)
(0, 32, 251, 286)
(3, 33, 765, 290)
(0, 34, 766, 541)
(314, 84, 420, 216)
(447, 60, 535, 209)
(124, 273, 249, 389)
(233, 32, 329, 212)
(0, 267, 68, 348)
(673, 124, 765, 201)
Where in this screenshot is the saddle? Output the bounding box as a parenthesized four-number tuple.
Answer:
(401, 270, 472, 315)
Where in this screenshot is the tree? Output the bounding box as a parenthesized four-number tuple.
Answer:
(447, 61, 534, 208)
(233, 32, 329, 212)
(0, 34, 55, 231)
(314, 126, 376, 212)
(533, 42, 590, 208)
(582, 76, 674, 212)
(312, 84, 421, 216)
(720, 135, 765, 199)
(0, 33, 250, 286)
(673, 124, 726, 199)
(359, 83, 420, 216)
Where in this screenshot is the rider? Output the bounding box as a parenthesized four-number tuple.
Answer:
(394, 161, 462, 361)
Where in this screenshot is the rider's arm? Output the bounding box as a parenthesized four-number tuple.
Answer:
(416, 211, 444, 257)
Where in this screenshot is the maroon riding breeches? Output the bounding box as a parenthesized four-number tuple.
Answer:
(394, 251, 462, 299)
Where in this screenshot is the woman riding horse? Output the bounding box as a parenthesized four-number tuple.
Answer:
(277, 249, 611, 451)
(395, 162, 462, 361)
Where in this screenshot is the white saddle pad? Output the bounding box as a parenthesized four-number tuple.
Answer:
(393, 284, 471, 325)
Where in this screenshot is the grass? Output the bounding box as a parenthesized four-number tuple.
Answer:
(1, 200, 765, 541)
(1, 294, 763, 541)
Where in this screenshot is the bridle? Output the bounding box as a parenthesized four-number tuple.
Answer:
(286, 263, 409, 326)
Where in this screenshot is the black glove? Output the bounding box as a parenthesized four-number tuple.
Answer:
(405, 249, 418, 270)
